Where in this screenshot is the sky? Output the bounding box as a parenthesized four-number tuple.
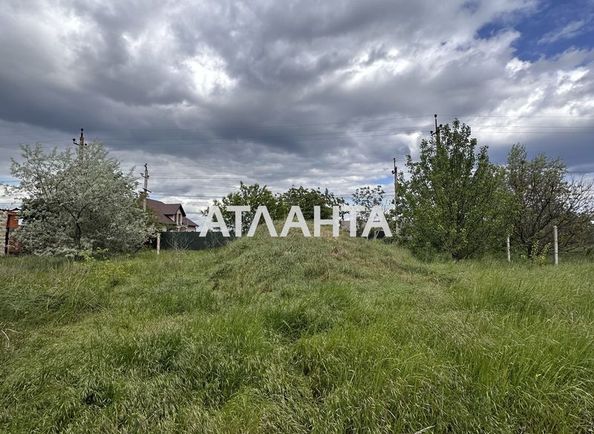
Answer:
(1, 0, 594, 222)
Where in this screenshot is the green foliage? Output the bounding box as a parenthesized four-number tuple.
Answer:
(1, 235, 593, 432)
(351, 185, 388, 235)
(210, 182, 282, 233)
(352, 185, 385, 210)
(506, 144, 594, 258)
(279, 186, 345, 219)
(399, 120, 511, 259)
(11, 143, 152, 256)
(209, 183, 345, 233)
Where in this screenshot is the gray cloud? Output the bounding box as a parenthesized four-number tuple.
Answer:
(1, 0, 593, 220)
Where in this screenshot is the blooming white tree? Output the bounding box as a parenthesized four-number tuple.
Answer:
(11, 142, 151, 256)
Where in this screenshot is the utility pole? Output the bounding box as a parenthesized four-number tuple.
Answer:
(392, 157, 398, 215)
(141, 163, 150, 212)
(73, 128, 86, 161)
(433, 114, 441, 146)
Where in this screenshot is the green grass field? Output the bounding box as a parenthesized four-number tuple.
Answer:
(1, 233, 593, 433)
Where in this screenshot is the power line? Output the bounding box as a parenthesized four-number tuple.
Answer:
(107, 133, 592, 151)
(32, 116, 593, 153)
(150, 176, 246, 180)
(100, 127, 430, 142)
(151, 192, 398, 199)
(96, 114, 437, 131)
(445, 114, 594, 119)
(92, 113, 594, 132)
(101, 128, 594, 148)
(102, 125, 594, 139)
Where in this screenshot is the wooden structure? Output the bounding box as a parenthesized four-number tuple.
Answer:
(1, 209, 20, 255)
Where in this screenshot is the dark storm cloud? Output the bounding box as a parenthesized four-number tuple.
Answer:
(1, 0, 593, 218)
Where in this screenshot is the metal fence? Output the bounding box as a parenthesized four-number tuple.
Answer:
(158, 231, 231, 251)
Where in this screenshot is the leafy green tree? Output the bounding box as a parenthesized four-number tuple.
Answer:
(399, 120, 510, 259)
(351, 185, 387, 234)
(212, 182, 282, 233)
(352, 185, 385, 210)
(210, 184, 345, 234)
(11, 143, 151, 256)
(506, 144, 594, 257)
(279, 186, 345, 219)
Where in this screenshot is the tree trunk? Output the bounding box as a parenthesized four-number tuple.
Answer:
(74, 222, 82, 248)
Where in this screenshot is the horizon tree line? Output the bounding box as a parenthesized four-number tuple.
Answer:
(7, 120, 594, 259)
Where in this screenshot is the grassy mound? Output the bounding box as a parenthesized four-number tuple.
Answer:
(1, 233, 593, 433)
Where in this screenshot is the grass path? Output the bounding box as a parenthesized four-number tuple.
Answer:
(1, 234, 593, 433)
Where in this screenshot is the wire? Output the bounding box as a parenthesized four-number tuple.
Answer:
(446, 114, 594, 119)
(151, 192, 397, 199)
(102, 126, 594, 141)
(101, 125, 594, 144)
(150, 176, 246, 180)
(95, 114, 437, 131)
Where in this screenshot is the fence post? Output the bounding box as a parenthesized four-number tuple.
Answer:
(506, 236, 511, 263)
(156, 232, 161, 255)
(553, 225, 558, 265)
(0, 211, 7, 256)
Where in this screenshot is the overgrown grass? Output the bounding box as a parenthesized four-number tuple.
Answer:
(1, 232, 593, 433)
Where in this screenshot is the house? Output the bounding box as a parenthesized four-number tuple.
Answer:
(146, 199, 198, 232)
(1, 208, 20, 255)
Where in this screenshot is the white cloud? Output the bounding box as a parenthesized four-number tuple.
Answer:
(0, 0, 593, 214)
(539, 19, 587, 45)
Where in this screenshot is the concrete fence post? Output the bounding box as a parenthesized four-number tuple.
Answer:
(156, 233, 161, 255)
(0, 210, 8, 256)
(553, 225, 558, 266)
(506, 236, 511, 263)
